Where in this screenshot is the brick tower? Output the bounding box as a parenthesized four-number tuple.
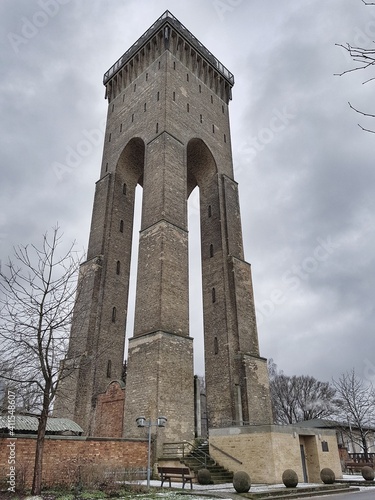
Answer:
(54, 11, 272, 442)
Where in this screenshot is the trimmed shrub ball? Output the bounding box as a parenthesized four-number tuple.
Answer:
(197, 468, 212, 485)
(233, 471, 251, 493)
(362, 466, 375, 481)
(320, 468, 335, 484)
(282, 469, 298, 488)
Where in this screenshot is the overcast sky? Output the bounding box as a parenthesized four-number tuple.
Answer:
(1, 0, 374, 386)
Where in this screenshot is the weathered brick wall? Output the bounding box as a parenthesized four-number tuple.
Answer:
(94, 380, 125, 437)
(0, 435, 147, 489)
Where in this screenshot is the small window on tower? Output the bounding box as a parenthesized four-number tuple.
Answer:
(109, 133, 112, 142)
(199, 84, 202, 93)
(157, 91, 160, 101)
(123, 183, 127, 195)
(173, 61, 176, 70)
(132, 113, 134, 122)
(116, 261, 121, 275)
(214, 337, 219, 355)
(105, 162, 108, 172)
(211, 95, 213, 104)
(224, 134, 227, 143)
(107, 360, 112, 378)
(210, 244, 214, 258)
(187, 73, 189, 82)
(120, 123, 123, 133)
(212, 287, 216, 303)
(173, 92, 176, 101)
(200, 114, 203, 123)
(187, 103, 190, 113)
(159, 61, 161, 69)
(208, 205, 212, 217)
(144, 102, 147, 112)
(146, 73, 148, 81)
(120, 220, 124, 233)
(156, 123, 159, 133)
(112, 307, 117, 322)
(134, 84, 136, 92)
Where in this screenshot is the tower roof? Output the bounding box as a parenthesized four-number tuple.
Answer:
(103, 10, 234, 86)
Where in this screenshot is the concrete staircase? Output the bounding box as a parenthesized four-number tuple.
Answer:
(181, 440, 234, 484)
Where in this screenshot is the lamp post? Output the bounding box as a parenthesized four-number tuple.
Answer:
(136, 416, 167, 487)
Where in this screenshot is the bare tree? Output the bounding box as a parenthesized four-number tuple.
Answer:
(0, 362, 43, 414)
(332, 369, 375, 460)
(0, 226, 82, 494)
(336, 0, 375, 132)
(268, 359, 337, 424)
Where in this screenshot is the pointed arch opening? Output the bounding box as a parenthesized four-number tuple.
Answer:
(187, 139, 218, 378)
(115, 138, 145, 369)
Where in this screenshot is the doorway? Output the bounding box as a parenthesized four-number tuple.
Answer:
(300, 444, 308, 482)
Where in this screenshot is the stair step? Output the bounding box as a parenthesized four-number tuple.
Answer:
(162, 440, 234, 485)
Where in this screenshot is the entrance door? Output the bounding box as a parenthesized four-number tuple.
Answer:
(300, 444, 308, 482)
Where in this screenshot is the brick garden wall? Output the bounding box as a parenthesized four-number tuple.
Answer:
(0, 435, 147, 489)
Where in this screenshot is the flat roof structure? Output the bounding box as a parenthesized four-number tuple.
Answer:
(103, 10, 234, 87)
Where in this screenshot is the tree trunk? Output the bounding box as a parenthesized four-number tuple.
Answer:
(31, 389, 50, 494)
(362, 434, 369, 461)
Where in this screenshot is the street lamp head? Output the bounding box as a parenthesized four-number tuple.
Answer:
(136, 416, 146, 427)
(157, 416, 167, 427)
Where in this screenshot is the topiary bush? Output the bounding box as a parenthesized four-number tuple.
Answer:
(320, 468, 335, 484)
(362, 466, 374, 481)
(282, 469, 298, 488)
(233, 471, 251, 493)
(197, 468, 212, 485)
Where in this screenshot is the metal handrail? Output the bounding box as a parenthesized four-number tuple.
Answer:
(182, 440, 215, 468)
(209, 442, 243, 465)
(162, 440, 215, 468)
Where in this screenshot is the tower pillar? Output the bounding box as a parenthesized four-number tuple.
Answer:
(123, 133, 194, 445)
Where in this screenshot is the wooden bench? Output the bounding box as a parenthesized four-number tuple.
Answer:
(157, 466, 194, 489)
(346, 461, 374, 474)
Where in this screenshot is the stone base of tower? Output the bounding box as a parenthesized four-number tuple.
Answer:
(209, 424, 342, 484)
(243, 355, 273, 425)
(123, 331, 195, 455)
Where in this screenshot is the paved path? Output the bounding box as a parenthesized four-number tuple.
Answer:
(306, 491, 375, 500)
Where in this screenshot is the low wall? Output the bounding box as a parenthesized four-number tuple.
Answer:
(209, 424, 342, 484)
(0, 434, 148, 489)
